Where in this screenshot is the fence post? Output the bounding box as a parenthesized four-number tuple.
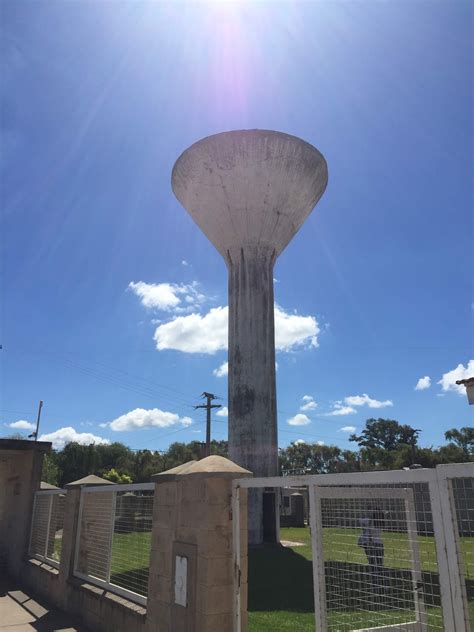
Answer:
(429, 473, 466, 631)
(146, 456, 251, 632)
(434, 467, 470, 631)
(57, 487, 82, 609)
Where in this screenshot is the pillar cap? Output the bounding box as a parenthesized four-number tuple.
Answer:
(152, 455, 252, 482)
(65, 474, 116, 488)
(151, 460, 198, 482)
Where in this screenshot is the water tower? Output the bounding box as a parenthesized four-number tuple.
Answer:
(172, 130, 328, 542)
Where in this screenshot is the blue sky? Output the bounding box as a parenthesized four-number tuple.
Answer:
(1, 1, 472, 453)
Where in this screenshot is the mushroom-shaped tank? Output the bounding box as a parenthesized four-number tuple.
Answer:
(172, 130, 328, 544)
(172, 130, 328, 259)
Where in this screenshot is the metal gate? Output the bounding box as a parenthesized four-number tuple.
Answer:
(310, 487, 426, 632)
(232, 463, 474, 632)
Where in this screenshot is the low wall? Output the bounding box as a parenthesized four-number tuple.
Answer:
(22, 559, 145, 632)
(20, 456, 250, 632)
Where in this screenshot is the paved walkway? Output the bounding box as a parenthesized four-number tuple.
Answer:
(0, 577, 87, 632)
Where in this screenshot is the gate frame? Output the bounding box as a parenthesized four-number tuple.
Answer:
(232, 463, 474, 632)
(309, 486, 426, 632)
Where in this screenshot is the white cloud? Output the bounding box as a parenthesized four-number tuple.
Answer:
(316, 440, 325, 446)
(415, 376, 431, 391)
(275, 305, 320, 350)
(155, 307, 228, 354)
(326, 404, 357, 417)
(344, 394, 393, 409)
(216, 406, 228, 418)
(300, 395, 317, 411)
(38, 427, 110, 450)
(213, 362, 228, 378)
(438, 360, 474, 395)
(8, 420, 35, 430)
(293, 439, 306, 445)
(340, 425, 356, 433)
(128, 281, 205, 313)
(181, 260, 189, 267)
(287, 413, 311, 426)
(108, 408, 192, 432)
(153, 305, 319, 354)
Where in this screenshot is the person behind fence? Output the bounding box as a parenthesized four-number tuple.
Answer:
(358, 508, 385, 592)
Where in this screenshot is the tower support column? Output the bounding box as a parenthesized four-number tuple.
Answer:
(227, 245, 278, 543)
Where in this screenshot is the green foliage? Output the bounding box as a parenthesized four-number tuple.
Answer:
(41, 453, 60, 486)
(102, 468, 133, 484)
(43, 439, 228, 487)
(279, 443, 360, 475)
(40, 420, 471, 487)
(349, 418, 420, 451)
(445, 426, 474, 455)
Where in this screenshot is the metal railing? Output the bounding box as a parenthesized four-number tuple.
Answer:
(29, 489, 66, 567)
(73, 483, 155, 605)
(233, 462, 474, 632)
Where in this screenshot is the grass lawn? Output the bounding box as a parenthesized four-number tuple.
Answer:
(248, 527, 474, 631)
(280, 526, 474, 578)
(96, 526, 473, 629)
(110, 530, 152, 596)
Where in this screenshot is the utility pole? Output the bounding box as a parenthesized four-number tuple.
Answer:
(194, 392, 221, 457)
(29, 400, 43, 441)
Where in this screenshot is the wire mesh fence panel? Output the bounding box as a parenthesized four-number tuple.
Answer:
(110, 489, 154, 598)
(333, 482, 444, 631)
(74, 484, 154, 604)
(312, 487, 445, 632)
(236, 466, 474, 632)
(29, 493, 51, 559)
(29, 490, 66, 567)
(45, 492, 66, 563)
(450, 477, 474, 631)
(76, 490, 116, 581)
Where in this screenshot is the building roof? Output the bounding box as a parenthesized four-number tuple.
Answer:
(65, 474, 116, 488)
(40, 481, 60, 490)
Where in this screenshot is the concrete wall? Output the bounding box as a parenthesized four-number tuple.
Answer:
(0, 440, 49, 577)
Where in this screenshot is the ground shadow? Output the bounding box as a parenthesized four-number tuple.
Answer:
(249, 545, 314, 612)
(110, 566, 149, 596)
(248, 545, 441, 614)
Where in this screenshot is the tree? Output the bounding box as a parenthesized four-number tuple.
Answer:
(102, 468, 133, 484)
(42, 453, 60, 486)
(349, 418, 422, 468)
(444, 427, 474, 457)
(279, 442, 360, 475)
(350, 418, 420, 452)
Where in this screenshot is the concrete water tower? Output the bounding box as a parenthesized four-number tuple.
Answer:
(172, 130, 328, 542)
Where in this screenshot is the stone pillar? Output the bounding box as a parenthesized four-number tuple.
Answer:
(57, 488, 82, 609)
(146, 456, 251, 632)
(227, 245, 278, 545)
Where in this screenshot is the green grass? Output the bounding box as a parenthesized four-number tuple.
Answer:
(109, 530, 152, 596)
(94, 526, 474, 629)
(249, 606, 474, 631)
(248, 527, 474, 630)
(280, 527, 474, 578)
